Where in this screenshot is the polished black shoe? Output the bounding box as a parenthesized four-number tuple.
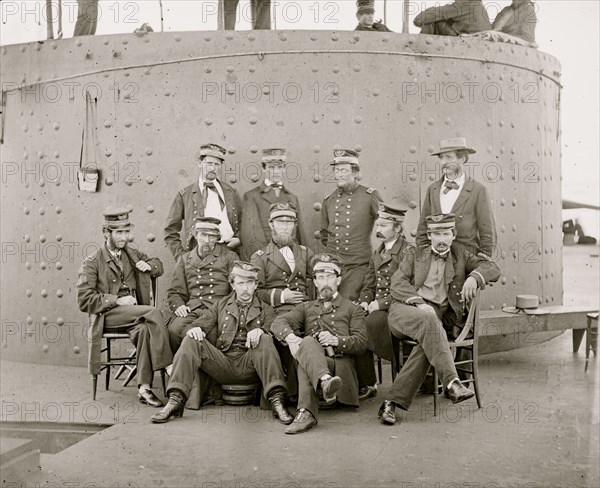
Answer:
(321, 376, 342, 404)
(446, 380, 475, 404)
(378, 400, 397, 425)
(285, 408, 317, 434)
(269, 392, 294, 425)
(358, 384, 378, 400)
(150, 390, 186, 423)
(138, 389, 164, 408)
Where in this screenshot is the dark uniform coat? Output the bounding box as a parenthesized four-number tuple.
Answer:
(320, 184, 382, 300)
(167, 244, 238, 314)
(251, 242, 314, 313)
(416, 177, 497, 257)
(240, 182, 305, 259)
(390, 244, 500, 326)
(77, 245, 165, 374)
(271, 295, 368, 406)
(164, 180, 242, 261)
(359, 237, 411, 312)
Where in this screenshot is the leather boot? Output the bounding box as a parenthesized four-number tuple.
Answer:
(150, 389, 186, 424)
(269, 390, 294, 425)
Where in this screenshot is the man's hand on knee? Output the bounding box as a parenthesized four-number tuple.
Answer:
(186, 327, 206, 342)
(174, 305, 191, 318)
(245, 328, 264, 349)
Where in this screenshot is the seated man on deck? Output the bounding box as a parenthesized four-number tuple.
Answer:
(151, 261, 293, 426)
(378, 213, 500, 425)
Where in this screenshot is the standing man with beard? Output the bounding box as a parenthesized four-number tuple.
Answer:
(320, 149, 382, 301)
(271, 254, 368, 434)
(78, 208, 172, 408)
(355, 204, 411, 400)
(378, 214, 500, 425)
(240, 148, 305, 260)
(417, 138, 496, 258)
(151, 261, 293, 425)
(165, 143, 242, 262)
(166, 217, 238, 352)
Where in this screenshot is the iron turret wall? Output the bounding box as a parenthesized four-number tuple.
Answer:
(0, 31, 562, 365)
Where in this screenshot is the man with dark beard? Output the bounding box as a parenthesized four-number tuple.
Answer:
(166, 217, 238, 352)
(378, 214, 500, 425)
(355, 204, 411, 400)
(320, 149, 382, 301)
(271, 254, 368, 434)
(78, 208, 172, 408)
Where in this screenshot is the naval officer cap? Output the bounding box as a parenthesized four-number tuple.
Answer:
(193, 216, 222, 236)
(199, 143, 227, 161)
(231, 261, 260, 280)
(431, 137, 476, 156)
(102, 207, 134, 230)
(261, 148, 287, 165)
(312, 253, 343, 276)
(330, 149, 360, 170)
(378, 203, 407, 223)
(269, 202, 297, 222)
(426, 213, 456, 231)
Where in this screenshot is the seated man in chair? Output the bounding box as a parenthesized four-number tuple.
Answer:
(77, 208, 172, 408)
(378, 213, 500, 425)
(271, 254, 368, 434)
(151, 262, 293, 425)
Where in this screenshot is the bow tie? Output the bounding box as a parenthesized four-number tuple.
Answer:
(433, 251, 449, 262)
(204, 182, 217, 190)
(443, 180, 459, 194)
(266, 182, 283, 191)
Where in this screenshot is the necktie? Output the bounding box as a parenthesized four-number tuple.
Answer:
(433, 251, 449, 262)
(237, 303, 249, 328)
(113, 251, 123, 270)
(443, 180, 459, 194)
(204, 182, 225, 210)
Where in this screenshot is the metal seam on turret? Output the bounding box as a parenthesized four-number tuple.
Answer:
(3, 49, 562, 94)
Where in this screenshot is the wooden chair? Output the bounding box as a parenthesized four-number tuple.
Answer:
(92, 277, 166, 400)
(585, 312, 598, 373)
(391, 290, 482, 416)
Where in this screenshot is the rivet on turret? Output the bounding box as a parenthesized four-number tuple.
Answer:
(333, 115, 341, 124)
(409, 146, 417, 154)
(147, 234, 156, 242)
(56, 290, 63, 298)
(56, 261, 63, 269)
(354, 116, 362, 124)
(227, 116, 236, 125)
(409, 201, 418, 209)
(249, 117, 258, 125)
(204, 118, 213, 126)
(313, 203, 322, 211)
(427, 118, 434, 126)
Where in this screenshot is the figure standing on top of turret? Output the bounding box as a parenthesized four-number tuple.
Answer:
(354, 0, 392, 32)
(73, 0, 99, 36)
(224, 0, 271, 30)
(414, 0, 491, 36)
(492, 0, 537, 44)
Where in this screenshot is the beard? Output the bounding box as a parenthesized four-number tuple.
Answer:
(272, 232, 295, 247)
(319, 286, 334, 301)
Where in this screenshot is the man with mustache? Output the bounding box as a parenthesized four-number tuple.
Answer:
(416, 138, 497, 258)
(240, 148, 305, 260)
(355, 203, 411, 400)
(165, 143, 242, 262)
(166, 217, 238, 352)
(320, 149, 382, 301)
(271, 254, 368, 434)
(78, 208, 172, 408)
(378, 214, 500, 425)
(151, 261, 293, 425)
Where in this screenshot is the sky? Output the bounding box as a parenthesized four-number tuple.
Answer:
(1, 0, 599, 209)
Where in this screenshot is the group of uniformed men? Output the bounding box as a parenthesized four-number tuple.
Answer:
(78, 135, 501, 434)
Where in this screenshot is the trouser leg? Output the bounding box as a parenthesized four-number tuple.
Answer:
(387, 302, 458, 396)
(74, 0, 99, 36)
(244, 334, 287, 397)
(223, 0, 240, 30)
(355, 351, 376, 387)
(167, 309, 204, 353)
(252, 0, 271, 29)
(387, 344, 431, 409)
(104, 305, 172, 387)
(295, 337, 331, 420)
(338, 265, 368, 302)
